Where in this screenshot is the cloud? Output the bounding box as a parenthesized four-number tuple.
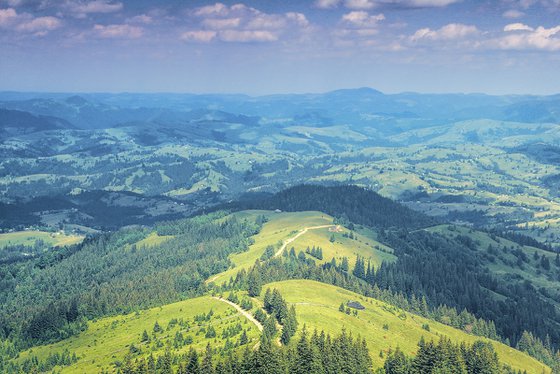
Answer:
(342, 11, 385, 28)
(180, 30, 217, 42)
(63, 0, 123, 18)
(504, 23, 533, 32)
(345, 0, 376, 9)
(202, 17, 241, 29)
(315, 0, 459, 9)
(17, 16, 61, 33)
(92, 23, 143, 38)
(219, 30, 277, 42)
(0, 7, 16, 26)
(314, 0, 341, 8)
(411, 23, 479, 41)
(492, 24, 560, 51)
(0, 7, 62, 35)
(126, 14, 153, 24)
(183, 2, 310, 43)
(502, 9, 525, 18)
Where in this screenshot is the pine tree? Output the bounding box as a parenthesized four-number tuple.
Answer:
(141, 329, 150, 342)
(201, 343, 215, 374)
(186, 347, 200, 374)
(264, 288, 272, 313)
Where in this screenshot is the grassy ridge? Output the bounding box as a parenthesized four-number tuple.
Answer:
(265, 279, 550, 373)
(209, 210, 334, 284)
(17, 296, 261, 373)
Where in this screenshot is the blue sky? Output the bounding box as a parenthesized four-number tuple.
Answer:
(0, 0, 559, 95)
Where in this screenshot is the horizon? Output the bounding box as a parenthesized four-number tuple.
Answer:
(1, 86, 559, 97)
(1, 1, 559, 95)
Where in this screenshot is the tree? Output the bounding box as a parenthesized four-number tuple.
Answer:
(384, 347, 409, 374)
(186, 347, 200, 374)
(201, 343, 215, 374)
(247, 267, 262, 297)
(141, 329, 150, 342)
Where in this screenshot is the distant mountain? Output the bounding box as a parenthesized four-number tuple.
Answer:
(0, 108, 73, 136)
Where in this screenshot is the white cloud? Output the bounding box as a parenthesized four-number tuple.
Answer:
(345, 0, 376, 9)
(219, 30, 277, 42)
(126, 14, 153, 24)
(63, 0, 122, 18)
(17, 15, 60, 32)
(0, 7, 17, 26)
(184, 2, 310, 43)
(504, 23, 533, 32)
(193, 3, 229, 17)
(180, 30, 217, 42)
(404, 0, 459, 6)
(411, 23, 479, 41)
(492, 24, 560, 51)
(316, 0, 459, 9)
(502, 9, 525, 18)
(92, 23, 143, 38)
(314, 0, 341, 8)
(202, 17, 241, 29)
(0, 7, 61, 35)
(342, 11, 385, 28)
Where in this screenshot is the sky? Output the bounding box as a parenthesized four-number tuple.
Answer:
(0, 0, 559, 95)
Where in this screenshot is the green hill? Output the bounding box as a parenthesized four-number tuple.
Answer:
(262, 279, 549, 373)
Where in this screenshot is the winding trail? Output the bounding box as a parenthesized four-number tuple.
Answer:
(274, 225, 336, 258)
(213, 296, 263, 332)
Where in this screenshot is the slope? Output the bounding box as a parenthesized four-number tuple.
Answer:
(264, 279, 549, 373)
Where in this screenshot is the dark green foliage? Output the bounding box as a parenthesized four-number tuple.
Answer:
(260, 245, 275, 261)
(306, 246, 323, 260)
(116, 328, 372, 374)
(0, 212, 260, 348)
(375, 229, 560, 349)
(228, 185, 436, 230)
(384, 337, 502, 374)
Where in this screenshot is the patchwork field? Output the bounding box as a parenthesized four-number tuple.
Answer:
(0, 230, 83, 248)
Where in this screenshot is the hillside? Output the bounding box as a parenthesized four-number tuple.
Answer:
(264, 279, 549, 373)
(8, 210, 549, 373)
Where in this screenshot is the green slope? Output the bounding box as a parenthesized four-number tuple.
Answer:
(264, 279, 550, 373)
(17, 296, 261, 373)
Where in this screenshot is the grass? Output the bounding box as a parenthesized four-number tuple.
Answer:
(264, 279, 550, 373)
(0, 230, 83, 249)
(18, 296, 261, 373)
(208, 210, 334, 285)
(135, 232, 174, 248)
(288, 224, 396, 269)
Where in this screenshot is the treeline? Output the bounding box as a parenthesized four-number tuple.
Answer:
(0, 348, 78, 373)
(263, 288, 298, 344)
(384, 337, 524, 374)
(115, 327, 372, 374)
(226, 253, 500, 343)
(227, 185, 436, 230)
(0, 212, 261, 350)
(375, 229, 560, 349)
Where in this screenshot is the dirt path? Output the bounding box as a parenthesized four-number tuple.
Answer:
(274, 225, 336, 257)
(213, 296, 263, 332)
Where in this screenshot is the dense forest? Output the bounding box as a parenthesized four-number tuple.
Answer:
(228, 185, 560, 350)
(0, 212, 260, 349)
(228, 185, 436, 230)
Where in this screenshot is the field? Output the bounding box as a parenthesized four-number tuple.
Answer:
(0, 230, 83, 248)
(289, 223, 396, 269)
(264, 279, 550, 373)
(209, 210, 334, 284)
(18, 296, 261, 373)
(134, 232, 174, 248)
